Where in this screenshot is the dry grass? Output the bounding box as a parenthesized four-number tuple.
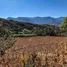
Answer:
(0, 36, 67, 67)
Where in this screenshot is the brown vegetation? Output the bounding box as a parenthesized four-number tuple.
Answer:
(0, 36, 67, 67)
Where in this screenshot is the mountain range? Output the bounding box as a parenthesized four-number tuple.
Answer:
(0, 18, 56, 31)
(7, 17, 65, 25)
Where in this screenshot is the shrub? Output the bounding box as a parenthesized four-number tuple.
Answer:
(13, 34, 37, 37)
(0, 27, 16, 56)
(22, 29, 31, 34)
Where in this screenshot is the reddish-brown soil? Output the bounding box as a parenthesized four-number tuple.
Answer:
(9, 36, 67, 53)
(0, 36, 67, 67)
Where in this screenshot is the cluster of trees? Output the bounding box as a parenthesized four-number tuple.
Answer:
(32, 26, 59, 36)
(15, 25, 59, 36)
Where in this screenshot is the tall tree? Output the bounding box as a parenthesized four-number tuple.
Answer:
(60, 17, 67, 32)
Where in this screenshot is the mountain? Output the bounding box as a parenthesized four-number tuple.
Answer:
(0, 18, 38, 30)
(7, 17, 65, 25)
(0, 18, 57, 32)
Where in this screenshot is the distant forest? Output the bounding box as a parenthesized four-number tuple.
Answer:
(0, 17, 67, 37)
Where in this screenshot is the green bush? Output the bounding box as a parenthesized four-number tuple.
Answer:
(13, 34, 37, 37)
(22, 29, 31, 34)
(32, 26, 58, 36)
(0, 27, 16, 56)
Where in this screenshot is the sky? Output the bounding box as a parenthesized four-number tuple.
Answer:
(0, 0, 67, 18)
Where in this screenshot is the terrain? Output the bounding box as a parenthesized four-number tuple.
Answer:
(0, 18, 56, 30)
(0, 17, 67, 67)
(0, 18, 59, 36)
(7, 17, 65, 25)
(0, 36, 67, 67)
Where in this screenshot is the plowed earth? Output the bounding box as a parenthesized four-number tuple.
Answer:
(9, 36, 67, 54)
(0, 36, 67, 67)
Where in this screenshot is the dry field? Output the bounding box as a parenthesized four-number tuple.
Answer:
(0, 36, 67, 67)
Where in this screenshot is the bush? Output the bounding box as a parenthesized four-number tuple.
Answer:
(0, 27, 16, 56)
(13, 34, 37, 37)
(22, 29, 31, 34)
(32, 26, 58, 36)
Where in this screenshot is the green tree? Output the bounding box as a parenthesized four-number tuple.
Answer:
(60, 17, 67, 32)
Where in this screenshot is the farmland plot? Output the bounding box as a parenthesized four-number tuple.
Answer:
(0, 36, 67, 67)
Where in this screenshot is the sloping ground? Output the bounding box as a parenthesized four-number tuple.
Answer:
(0, 36, 67, 67)
(0, 18, 55, 31)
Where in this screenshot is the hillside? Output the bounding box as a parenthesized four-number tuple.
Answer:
(0, 18, 38, 30)
(0, 18, 59, 36)
(0, 18, 58, 31)
(7, 17, 65, 25)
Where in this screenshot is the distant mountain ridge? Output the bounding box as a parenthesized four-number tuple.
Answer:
(0, 18, 57, 31)
(7, 17, 65, 25)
